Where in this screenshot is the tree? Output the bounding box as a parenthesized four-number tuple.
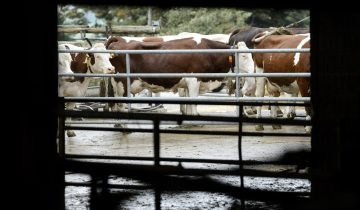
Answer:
(57, 5, 309, 39)
(156, 7, 251, 35)
(245, 9, 310, 28)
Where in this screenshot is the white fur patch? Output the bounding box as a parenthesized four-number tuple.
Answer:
(123, 36, 145, 43)
(192, 36, 202, 45)
(294, 35, 310, 66)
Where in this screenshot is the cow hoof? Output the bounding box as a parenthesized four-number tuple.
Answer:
(244, 108, 256, 115)
(255, 125, 264, 131)
(67, 130, 76, 137)
(286, 112, 296, 119)
(272, 124, 282, 130)
(114, 123, 123, 128)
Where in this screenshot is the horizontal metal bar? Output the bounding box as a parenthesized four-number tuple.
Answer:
(64, 125, 311, 136)
(64, 117, 308, 125)
(61, 111, 311, 125)
(59, 72, 311, 78)
(65, 154, 309, 166)
(58, 48, 310, 54)
(65, 182, 152, 190)
(64, 158, 310, 179)
(64, 96, 311, 103)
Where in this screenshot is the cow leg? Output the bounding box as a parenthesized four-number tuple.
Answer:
(296, 77, 311, 133)
(271, 105, 282, 130)
(241, 75, 257, 115)
(110, 78, 126, 112)
(110, 78, 128, 130)
(178, 88, 187, 114)
(284, 81, 299, 119)
(265, 80, 283, 118)
(65, 102, 76, 137)
(255, 67, 266, 131)
(281, 93, 296, 119)
(185, 77, 200, 115)
(305, 115, 312, 133)
(99, 78, 110, 111)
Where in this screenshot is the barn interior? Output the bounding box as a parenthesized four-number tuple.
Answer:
(16, 0, 360, 210)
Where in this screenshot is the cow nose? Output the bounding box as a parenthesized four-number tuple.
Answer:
(108, 66, 115, 73)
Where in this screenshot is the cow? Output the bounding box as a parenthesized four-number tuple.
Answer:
(105, 37, 234, 116)
(58, 43, 115, 137)
(228, 26, 309, 47)
(118, 33, 230, 44)
(251, 32, 311, 132)
(228, 27, 310, 117)
(102, 34, 234, 113)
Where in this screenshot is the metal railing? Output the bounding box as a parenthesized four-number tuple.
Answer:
(58, 47, 311, 210)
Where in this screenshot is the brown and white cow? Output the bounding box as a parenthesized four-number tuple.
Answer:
(251, 32, 311, 132)
(228, 26, 309, 47)
(105, 37, 234, 115)
(116, 32, 230, 44)
(58, 43, 115, 137)
(105, 33, 232, 113)
(228, 27, 310, 116)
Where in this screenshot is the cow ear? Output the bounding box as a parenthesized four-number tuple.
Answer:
(88, 53, 95, 65)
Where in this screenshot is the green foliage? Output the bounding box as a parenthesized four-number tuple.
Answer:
(159, 8, 251, 35)
(58, 5, 89, 25)
(57, 5, 309, 37)
(245, 9, 310, 28)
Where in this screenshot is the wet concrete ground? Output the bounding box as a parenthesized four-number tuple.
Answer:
(64, 93, 311, 210)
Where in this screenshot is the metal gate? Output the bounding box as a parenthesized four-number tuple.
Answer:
(58, 47, 311, 209)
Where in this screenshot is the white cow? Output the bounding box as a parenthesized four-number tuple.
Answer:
(58, 43, 115, 137)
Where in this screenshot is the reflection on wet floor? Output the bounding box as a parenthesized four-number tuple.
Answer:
(63, 102, 311, 210)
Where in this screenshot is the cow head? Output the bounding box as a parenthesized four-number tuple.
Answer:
(87, 43, 115, 74)
(58, 44, 75, 82)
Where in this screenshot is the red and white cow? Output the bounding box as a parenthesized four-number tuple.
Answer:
(58, 43, 115, 137)
(105, 37, 234, 116)
(117, 32, 230, 44)
(251, 32, 311, 132)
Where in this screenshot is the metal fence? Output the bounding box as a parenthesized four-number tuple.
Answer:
(58, 48, 311, 209)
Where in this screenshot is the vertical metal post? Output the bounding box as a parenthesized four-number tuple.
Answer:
(58, 98, 66, 210)
(238, 104, 245, 209)
(155, 188, 161, 210)
(126, 53, 131, 112)
(147, 7, 152, 26)
(154, 119, 161, 209)
(153, 119, 160, 166)
(234, 52, 241, 116)
(58, 97, 66, 157)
